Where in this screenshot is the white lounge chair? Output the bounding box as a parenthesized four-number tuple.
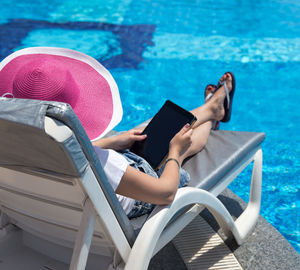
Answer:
(0, 98, 265, 270)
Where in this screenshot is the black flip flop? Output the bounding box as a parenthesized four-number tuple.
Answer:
(215, 71, 236, 123)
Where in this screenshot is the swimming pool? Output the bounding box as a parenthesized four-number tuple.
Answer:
(0, 0, 299, 252)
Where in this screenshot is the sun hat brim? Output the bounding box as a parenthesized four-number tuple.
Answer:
(0, 47, 123, 141)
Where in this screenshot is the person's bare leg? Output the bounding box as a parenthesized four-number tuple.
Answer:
(191, 85, 216, 129)
(190, 81, 225, 129)
(177, 85, 215, 160)
(178, 73, 233, 164)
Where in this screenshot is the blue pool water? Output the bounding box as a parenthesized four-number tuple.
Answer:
(0, 0, 299, 252)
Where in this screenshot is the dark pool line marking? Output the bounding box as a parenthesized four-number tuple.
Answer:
(0, 18, 156, 69)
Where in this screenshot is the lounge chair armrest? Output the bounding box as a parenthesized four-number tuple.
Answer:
(125, 187, 235, 270)
(125, 149, 262, 270)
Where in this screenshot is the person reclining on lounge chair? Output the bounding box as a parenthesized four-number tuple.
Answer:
(0, 48, 235, 219)
(91, 73, 234, 218)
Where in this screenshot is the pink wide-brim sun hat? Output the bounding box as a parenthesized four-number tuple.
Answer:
(0, 47, 123, 141)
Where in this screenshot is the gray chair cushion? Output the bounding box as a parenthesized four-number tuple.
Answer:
(183, 130, 265, 191)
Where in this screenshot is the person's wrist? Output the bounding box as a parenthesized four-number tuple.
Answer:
(111, 135, 122, 150)
(165, 158, 180, 169)
(167, 153, 180, 168)
(168, 147, 180, 158)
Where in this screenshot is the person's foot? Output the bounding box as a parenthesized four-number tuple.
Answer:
(204, 84, 220, 130)
(208, 72, 233, 121)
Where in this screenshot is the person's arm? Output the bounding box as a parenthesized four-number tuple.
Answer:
(92, 127, 147, 151)
(116, 124, 192, 205)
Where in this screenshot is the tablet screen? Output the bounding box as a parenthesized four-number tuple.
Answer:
(130, 100, 196, 169)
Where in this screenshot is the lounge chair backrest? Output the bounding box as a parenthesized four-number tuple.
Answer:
(0, 98, 136, 256)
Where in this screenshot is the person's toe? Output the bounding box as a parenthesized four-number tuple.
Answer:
(218, 72, 233, 93)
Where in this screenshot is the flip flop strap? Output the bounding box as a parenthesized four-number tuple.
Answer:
(219, 81, 230, 109)
(205, 92, 214, 102)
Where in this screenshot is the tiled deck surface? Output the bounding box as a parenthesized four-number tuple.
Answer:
(149, 189, 300, 270)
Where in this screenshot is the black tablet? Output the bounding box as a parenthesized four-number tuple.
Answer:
(130, 100, 197, 169)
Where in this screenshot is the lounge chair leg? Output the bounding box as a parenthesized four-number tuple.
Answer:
(204, 148, 263, 244)
(70, 198, 96, 270)
(107, 250, 125, 270)
(233, 148, 262, 243)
